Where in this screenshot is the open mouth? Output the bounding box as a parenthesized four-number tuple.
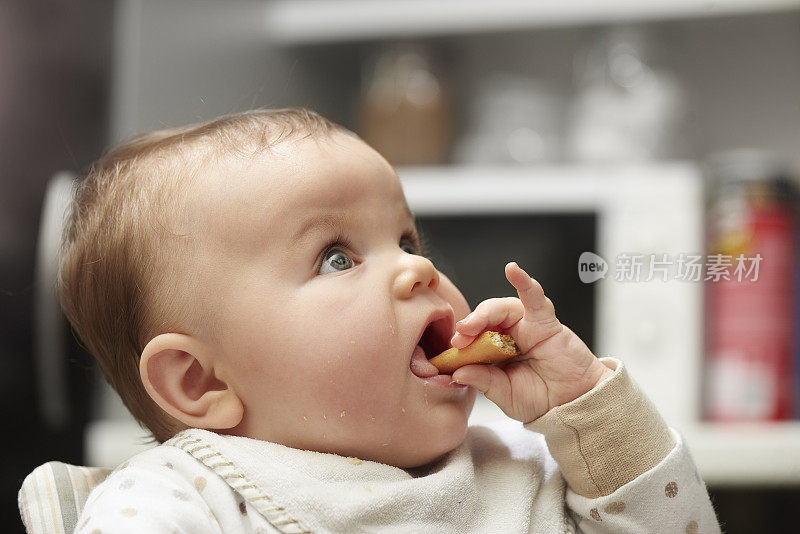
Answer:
(410, 310, 458, 381)
(417, 315, 454, 360)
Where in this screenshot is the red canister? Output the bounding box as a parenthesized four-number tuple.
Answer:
(704, 151, 797, 421)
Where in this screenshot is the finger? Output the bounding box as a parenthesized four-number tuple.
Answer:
(453, 297, 524, 336)
(503, 305, 563, 356)
(451, 364, 512, 410)
(505, 262, 554, 322)
(450, 331, 476, 350)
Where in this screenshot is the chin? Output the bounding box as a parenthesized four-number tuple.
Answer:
(394, 414, 472, 469)
(397, 433, 468, 469)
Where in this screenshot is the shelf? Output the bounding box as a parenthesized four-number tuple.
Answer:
(264, 0, 800, 45)
(682, 422, 800, 487)
(396, 162, 699, 214)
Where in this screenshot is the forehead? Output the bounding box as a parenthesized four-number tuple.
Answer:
(186, 133, 410, 253)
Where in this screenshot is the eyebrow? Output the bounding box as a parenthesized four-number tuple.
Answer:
(403, 203, 414, 223)
(292, 204, 416, 243)
(292, 213, 351, 243)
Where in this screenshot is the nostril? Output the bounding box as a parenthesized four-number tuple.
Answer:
(429, 271, 440, 290)
(412, 277, 436, 293)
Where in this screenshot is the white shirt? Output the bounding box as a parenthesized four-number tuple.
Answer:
(76, 359, 721, 533)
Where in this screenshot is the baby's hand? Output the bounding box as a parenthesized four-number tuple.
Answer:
(450, 262, 613, 424)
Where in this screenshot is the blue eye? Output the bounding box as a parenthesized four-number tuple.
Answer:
(319, 248, 354, 274)
(400, 240, 418, 255)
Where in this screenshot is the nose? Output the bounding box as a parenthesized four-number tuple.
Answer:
(392, 253, 440, 299)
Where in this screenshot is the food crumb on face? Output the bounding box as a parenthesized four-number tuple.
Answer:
(340, 410, 347, 418)
(348, 457, 362, 465)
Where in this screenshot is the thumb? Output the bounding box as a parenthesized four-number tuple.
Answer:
(452, 364, 512, 410)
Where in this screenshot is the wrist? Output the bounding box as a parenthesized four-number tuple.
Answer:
(548, 358, 615, 414)
(593, 360, 615, 387)
(525, 358, 675, 497)
(578, 359, 614, 397)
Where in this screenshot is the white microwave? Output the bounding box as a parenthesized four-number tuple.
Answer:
(399, 163, 704, 430)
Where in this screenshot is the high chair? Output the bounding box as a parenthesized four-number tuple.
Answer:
(18, 462, 112, 534)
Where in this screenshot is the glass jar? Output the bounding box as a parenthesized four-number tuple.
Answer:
(357, 44, 452, 166)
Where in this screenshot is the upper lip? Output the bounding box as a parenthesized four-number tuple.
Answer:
(415, 308, 456, 360)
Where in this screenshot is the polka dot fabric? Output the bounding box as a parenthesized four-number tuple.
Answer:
(67, 359, 721, 533)
(71, 426, 720, 534)
(566, 429, 720, 533)
(75, 446, 279, 534)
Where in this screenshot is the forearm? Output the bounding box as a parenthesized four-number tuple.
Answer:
(524, 358, 675, 498)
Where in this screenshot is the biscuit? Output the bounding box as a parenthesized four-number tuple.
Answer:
(428, 331, 520, 375)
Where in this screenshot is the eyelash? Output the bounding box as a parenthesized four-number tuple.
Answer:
(320, 233, 355, 259)
(318, 230, 426, 269)
(402, 230, 424, 255)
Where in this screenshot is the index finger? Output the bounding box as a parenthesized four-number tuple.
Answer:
(504, 262, 553, 320)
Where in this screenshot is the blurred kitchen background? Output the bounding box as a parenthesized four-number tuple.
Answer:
(3, 1, 800, 531)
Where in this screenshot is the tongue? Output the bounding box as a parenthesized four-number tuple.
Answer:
(410, 344, 440, 378)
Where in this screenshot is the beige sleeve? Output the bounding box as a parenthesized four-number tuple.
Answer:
(524, 357, 676, 498)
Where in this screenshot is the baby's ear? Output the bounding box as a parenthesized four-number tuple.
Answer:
(140, 333, 243, 430)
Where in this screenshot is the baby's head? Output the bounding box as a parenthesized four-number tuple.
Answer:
(60, 108, 476, 468)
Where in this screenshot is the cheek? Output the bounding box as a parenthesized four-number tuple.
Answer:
(302, 283, 398, 348)
(284, 290, 402, 395)
(437, 273, 471, 321)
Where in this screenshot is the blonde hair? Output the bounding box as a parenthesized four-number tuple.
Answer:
(59, 108, 345, 442)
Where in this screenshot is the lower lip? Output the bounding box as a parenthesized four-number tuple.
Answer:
(417, 373, 468, 389)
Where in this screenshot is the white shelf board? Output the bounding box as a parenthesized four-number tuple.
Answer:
(399, 164, 602, 214)
(396, 162, 697, 214)
(683, 422, 800, 487)
(265, 0, 800, 45)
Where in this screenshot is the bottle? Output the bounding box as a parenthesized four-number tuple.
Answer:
(704, 150, 798, 421)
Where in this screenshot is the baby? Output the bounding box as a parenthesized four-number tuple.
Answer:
(60, 108, 720, 533)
